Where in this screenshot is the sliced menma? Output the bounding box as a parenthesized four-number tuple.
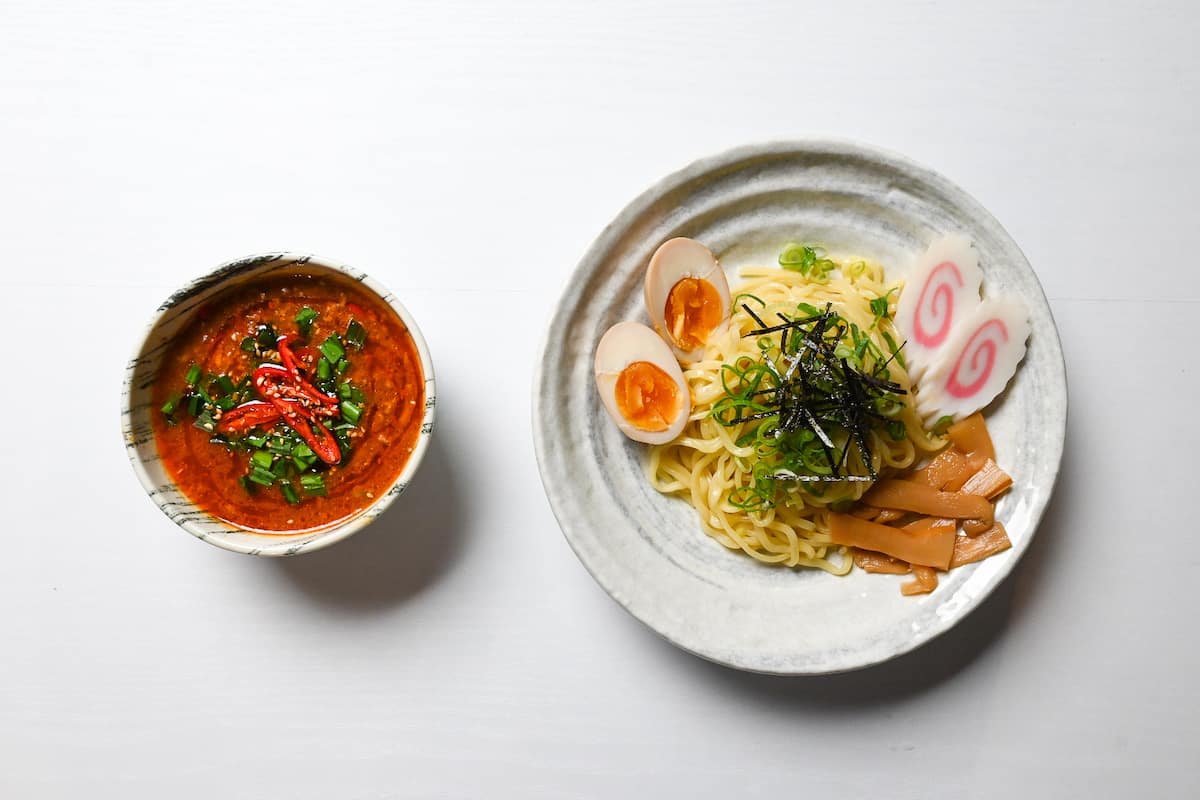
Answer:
(894, 234, 983, 381)
(916, 296, 1030, 422)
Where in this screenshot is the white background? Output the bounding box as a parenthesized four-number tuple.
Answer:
(2, 1, 1196, 797)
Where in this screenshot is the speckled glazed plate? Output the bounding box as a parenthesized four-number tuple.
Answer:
(532, 141, 1066, 674)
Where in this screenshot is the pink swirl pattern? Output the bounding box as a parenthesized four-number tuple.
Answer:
(945, 319, 1009, 399)
(912, 261, 964, 348)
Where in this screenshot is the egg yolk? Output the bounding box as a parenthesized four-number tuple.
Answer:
(664, 277, 722, 351)
(615, 361, 680, 432)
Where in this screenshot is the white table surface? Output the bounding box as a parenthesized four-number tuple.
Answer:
(3, 1, 1196, 797)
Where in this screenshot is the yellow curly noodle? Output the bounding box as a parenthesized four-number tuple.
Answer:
(648, 253, 944, 573)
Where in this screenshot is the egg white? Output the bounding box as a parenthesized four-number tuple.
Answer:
(594, 321, 690, 445)
(642, 237, 731, 362)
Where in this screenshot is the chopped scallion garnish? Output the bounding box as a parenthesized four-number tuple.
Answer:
(184, 363, 202, 386)
(340, 401, 362, 425)
(779, 244, 816, 273)
(300, 474, 327, 496)
(295, 306, 319, 338)
(869, 290, 897, 327)
(319, 335, 345, 364)
(280, 482, 300, 505)
(345, 319, 367, 349)
(256, 324, 277, 350)
(161, 392, 181, 417)
(247, 467, 275, 487)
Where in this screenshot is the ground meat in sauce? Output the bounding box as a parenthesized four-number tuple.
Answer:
(151, 271, 424, 533)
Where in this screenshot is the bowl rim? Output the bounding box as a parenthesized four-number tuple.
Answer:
(121, 251, 436, 557)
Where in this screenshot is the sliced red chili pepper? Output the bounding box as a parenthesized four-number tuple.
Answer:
(301, 415, 342, 465)
(255, 366, 336, 418)
(240, 344, 343, 464)
(261, 391, 342, 465)
(276, 334, 302, 374)
(216, 400, 282, 434)
(276, 335, 339, 408)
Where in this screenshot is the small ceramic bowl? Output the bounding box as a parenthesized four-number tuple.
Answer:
(121, 252, 436, 556)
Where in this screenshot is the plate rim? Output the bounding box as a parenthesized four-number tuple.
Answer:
(532, 138, 1068, 675)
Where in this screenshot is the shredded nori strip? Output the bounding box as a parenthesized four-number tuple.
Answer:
(715, 299, 909, 507)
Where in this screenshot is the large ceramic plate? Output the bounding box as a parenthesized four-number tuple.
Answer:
(532, 141, 1066, 674)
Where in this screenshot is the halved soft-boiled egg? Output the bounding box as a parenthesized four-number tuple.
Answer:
(594, 321, 690, 444)
(643, 237, 731, 362)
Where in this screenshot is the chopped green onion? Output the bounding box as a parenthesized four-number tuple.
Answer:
(256, 324, 277, 350)
(186, 394, 202, 417)
(295, 306, 319, 338)
(250, 450, 274, 470)
(317, 358, 332, 380)
(319, 335, 345, 364)
(881, 331, 907, 370)
(214, 396, 236, 412)
(160, 392, 181, 417)
(271, 458, 289, 478)
(335, 358, 350, 375)
(869, 295, 891, 321)
(280, 482, 300, 505)
(240, 336, 257, 354)
(337, 382, 353, 400)
(809, 258, 837, 281)
(732, 293, 766, 309)
(292, 442, 316, 471)
(779, 244, 817, 274)
(245, 433, 268, 448)
(238, 475, 256, 494)
(184, 363, 202, 386)
(193, 410, 216, 433)
(247, 467, 275, 487)
(887, 420, 908, 441)
(300, 474, 327, 496)
(340, 401, 362, 425)
(932, 415, 955, 436)
(216, 375, 236, 395)
(345, 319, 367, 349)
